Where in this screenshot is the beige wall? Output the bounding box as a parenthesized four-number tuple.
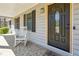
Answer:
(14, 3, 73, 55)
(73, 3, 79, 56)
(14, 3, 48, 44)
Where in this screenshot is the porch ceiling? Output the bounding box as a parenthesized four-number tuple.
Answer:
(0, 3, 37, 17)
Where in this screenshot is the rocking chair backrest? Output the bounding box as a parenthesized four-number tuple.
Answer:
(19, 27, 27, 37)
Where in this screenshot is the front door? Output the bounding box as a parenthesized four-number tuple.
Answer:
(48, 3, 70, 52)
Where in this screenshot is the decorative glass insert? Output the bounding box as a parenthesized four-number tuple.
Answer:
(55, 11, 60, 33)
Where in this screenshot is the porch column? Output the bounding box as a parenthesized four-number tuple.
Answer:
(20, 14, 24, 28)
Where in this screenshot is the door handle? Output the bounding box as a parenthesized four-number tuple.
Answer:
(73, 26, 76, 30)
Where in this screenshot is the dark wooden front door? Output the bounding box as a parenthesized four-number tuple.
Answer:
(48, 3, 70, 52)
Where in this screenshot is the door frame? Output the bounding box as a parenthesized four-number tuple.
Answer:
(45, 3, 72, 54)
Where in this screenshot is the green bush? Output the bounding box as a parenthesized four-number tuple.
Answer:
(0, 27, 9, 34)
(0, 28, 3, 34)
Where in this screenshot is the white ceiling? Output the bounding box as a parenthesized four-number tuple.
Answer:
(0, 3, 37, 17)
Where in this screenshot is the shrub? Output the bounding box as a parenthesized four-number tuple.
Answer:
(0, 28, 3, 34)
(0, 27, 9, 34)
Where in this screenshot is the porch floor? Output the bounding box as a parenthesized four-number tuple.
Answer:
(0, 35, 60, 56)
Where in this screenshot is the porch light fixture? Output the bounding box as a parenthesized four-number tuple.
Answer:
(40, 7, 45, 14)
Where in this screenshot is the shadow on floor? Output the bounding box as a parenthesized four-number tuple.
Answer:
(0, 35, 61, 56)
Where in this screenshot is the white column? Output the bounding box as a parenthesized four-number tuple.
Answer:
(20, 14, 24, 28)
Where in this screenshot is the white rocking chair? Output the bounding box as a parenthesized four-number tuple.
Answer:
(14, 27, 27, 46)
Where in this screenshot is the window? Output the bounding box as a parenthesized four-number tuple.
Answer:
(15, 17, 20, 29)
(27, 13, 32, 31)
(27, 10, 36, 32)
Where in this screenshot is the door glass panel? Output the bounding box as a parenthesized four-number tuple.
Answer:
(55, 11, 60, 33)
